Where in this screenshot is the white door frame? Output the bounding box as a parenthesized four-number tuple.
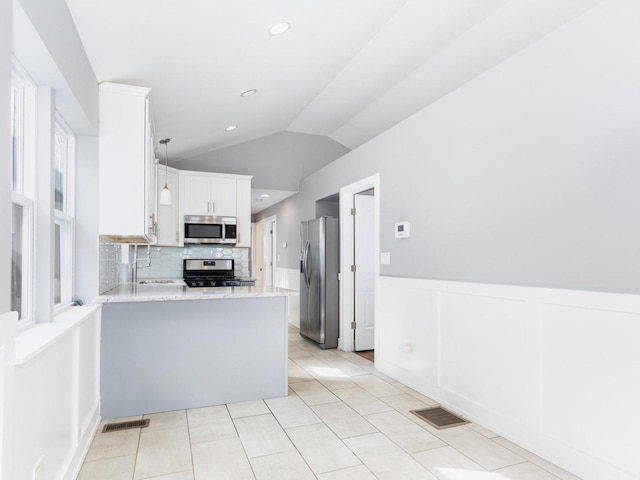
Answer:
(255, 215, 277, 287)
(339, 174, 380, 352)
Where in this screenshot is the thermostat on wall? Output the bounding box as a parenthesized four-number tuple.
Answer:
(395, 221, 410, 239)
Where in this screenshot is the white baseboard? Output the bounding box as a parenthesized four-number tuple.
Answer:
(377, 276, 640, 480)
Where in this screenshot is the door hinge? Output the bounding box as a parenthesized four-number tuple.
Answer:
(351, 208, 356, 215)
(351, 265, 357, 272)
(351, 321, 356, 330)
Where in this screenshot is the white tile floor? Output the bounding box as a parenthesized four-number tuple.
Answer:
(78, 325, 582, 480)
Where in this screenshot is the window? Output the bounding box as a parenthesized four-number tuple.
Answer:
(10, 59, 76, 322)
(54, 118, 75, 308)
(10, 63, 36, 323)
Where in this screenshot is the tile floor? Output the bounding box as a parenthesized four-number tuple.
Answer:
(78, 325, 581, 480)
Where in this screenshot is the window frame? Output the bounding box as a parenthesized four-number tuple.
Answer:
(11, 59, 37, 326)
(53, 115, 76, 312)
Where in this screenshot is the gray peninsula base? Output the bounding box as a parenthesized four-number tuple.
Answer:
(100, 297, 288, 419)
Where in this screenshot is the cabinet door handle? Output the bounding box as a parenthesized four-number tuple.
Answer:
(211, 201, 215, 213)
(207, 201, 210, 213)
(149, 213, 157, 235)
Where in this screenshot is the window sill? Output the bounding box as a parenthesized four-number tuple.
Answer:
(14, 304, 101, 365)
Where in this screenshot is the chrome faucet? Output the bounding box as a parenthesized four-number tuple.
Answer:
(132, 244, 151, 283)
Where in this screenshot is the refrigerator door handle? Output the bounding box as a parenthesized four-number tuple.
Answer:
(303, 241, 311, 287)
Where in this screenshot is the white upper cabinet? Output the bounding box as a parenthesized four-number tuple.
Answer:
(182, 175, 212, 216)
(182, 174, 237, 217)
(99, 82, 157, 243)
(178, 171, 252, 246)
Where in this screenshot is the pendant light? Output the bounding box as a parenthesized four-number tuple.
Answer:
(159, 138, 172, 206)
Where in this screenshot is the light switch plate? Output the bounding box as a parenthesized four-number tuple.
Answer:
(380, 252, 391, 265)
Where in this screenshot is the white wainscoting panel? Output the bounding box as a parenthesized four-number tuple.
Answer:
(538, 303, 640, 477)
(376, 276, 640, 480)
(12, 305, 101, 480)
(439, 292, 528, 424)
(276, 267, 300, 328)
(0, 311, 18, 479)
(377, 285, 438, 390)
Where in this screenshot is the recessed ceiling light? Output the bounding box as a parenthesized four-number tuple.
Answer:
(225, 125, 238, 132)
(260, 194, 270, 198)
(268, 22, 290, 36)
(240, 89, 257, 97)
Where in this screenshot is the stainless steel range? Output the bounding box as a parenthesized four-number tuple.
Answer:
(183, 259, 241, 287)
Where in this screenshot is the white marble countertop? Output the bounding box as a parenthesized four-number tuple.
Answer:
(95, 280, 295, 304)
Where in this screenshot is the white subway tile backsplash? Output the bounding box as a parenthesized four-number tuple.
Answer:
(99, 239, 250, 293)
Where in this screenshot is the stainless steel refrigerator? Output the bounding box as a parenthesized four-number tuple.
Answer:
(300, 217, 339, 349)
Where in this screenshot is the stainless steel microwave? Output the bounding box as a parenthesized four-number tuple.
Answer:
(183, 215, 237, 244)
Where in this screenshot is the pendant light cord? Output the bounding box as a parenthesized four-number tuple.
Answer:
(160, 138, 170, 187)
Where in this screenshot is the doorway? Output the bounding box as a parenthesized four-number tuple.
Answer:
(252, 215, 277, 287)
(339, 174, 380, 353)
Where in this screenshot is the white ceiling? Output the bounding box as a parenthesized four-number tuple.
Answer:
(65, 0, 598, 161)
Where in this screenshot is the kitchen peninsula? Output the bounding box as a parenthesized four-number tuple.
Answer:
(95, 283, 291, 419)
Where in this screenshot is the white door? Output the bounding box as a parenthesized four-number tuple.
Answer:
(210, 178, 237, 216)
(354, 193, 375, 351)
(182, 175, 212, 215)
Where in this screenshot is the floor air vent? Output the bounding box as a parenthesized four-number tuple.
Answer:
(102, 419, 150, 433)
(410, 407, 468, 430)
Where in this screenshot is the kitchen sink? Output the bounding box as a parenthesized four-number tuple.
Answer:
(138, 279, 185, 285)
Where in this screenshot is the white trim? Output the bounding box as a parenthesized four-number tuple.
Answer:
(254, 214, 277, 287)
(14, 305, 100, 365)
(338, 173, 380, 352)
(11, 193, 35, 326)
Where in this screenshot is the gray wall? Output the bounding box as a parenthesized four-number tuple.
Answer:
(258, 0, 640, 294)
(173, 131, 350, 190)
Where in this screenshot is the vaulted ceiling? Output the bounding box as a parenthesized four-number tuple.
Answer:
(65, 0, 598, 174)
